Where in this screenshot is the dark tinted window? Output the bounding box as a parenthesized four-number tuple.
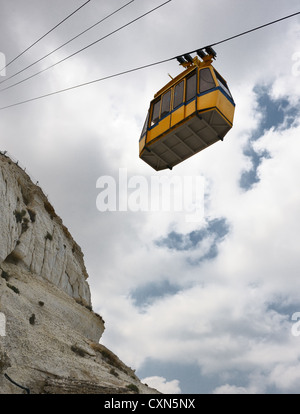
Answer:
(199, 68, 216, 93)
(214, 70, 232, 98)
(161, 90, 171, 117)
(151, 98, 161, 125)
(173, 80, 184, 109)
(141, 111, 149, 138)
(186, 71, 197, 102)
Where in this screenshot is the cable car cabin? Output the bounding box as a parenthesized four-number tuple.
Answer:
(139, 51, 235, 171)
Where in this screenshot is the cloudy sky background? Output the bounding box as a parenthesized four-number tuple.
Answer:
(1, 0, 300, 394)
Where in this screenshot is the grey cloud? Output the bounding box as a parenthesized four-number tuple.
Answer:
(155, 218, 230, 263)
(131, 279, 181, 308)
(240, 86, 300, 190)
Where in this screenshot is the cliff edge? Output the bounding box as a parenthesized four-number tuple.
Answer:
(0, 152, 157, 394)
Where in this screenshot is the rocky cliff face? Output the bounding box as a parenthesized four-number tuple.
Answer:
(0, 152, 157, 394)
(0, 153, 91, 306)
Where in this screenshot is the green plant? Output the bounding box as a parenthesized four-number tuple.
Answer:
(21, 217, 29, 234)
(75, 298, 93, 311)
(94, 312, 105, 324)
(90, 343, 127, 373)
(71, 345, 86, 357)
(29, 314, 35, 325)
(45, 232, 53, 241)
(14, 209, 26, 223)
(5, 252, 20, 265)
(13, 210, 30, 234)
(44, 200, 55, 220)
(27, 209, 36, 223)
(126, 384, 139, 394)
(110, 368, 119, 377)
(100, 349, 118, 366)
(1, 270, 10, 281)
(7, 283, 20, 294)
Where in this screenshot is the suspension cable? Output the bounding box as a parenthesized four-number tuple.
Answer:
(0, 0, 171, 94)
(0, 9, 299, 111)
(0, 0, 135, 87)
(192, 10, 300, 52)
(0, 59, 172, 110)
(0, 0, 92, 72)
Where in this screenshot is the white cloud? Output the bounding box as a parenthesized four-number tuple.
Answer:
(1, 0, 300, 394)
(213, 384, 249, 394)
(269, 362, 300, 392)
(141, 376, 181, 394)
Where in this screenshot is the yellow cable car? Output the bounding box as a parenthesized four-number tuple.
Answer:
(139, 48, 235, 171)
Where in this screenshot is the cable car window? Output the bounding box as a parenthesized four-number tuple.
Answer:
(141, 111, 149, 137)
(214, 69, 232, 98)
(161, 90, 171, 117)
(199, 68, 216, 93)
(173, 80, 184, 109)
(186, 71, 197, 102)
(151, 98, 161, 126)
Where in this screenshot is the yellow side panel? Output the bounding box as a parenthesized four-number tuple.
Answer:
(185, 100, 196, 118)
(216, 93, 235, 125)
(159, 115, 171, 133)
(147, 126, 160, 143)
(171, 106, 185, 128)
(146, 115, 171, 144)
(139, 136, 146, 154)
(197, 90, 218, 112)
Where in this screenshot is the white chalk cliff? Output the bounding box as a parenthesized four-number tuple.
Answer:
(0, 152, 157, 394)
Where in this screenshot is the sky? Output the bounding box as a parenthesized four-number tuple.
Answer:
(0, 0, 300, 394)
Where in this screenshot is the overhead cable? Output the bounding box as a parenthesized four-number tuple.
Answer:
(0, 0, 92, 72)
(0, 8, 299, 111)
(193, 10, 300, 52)
(0, 59, 172, 110)
(0, 0, 172, 93)
(174, 10, 300, 62)
(0, 0, 135, 87)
